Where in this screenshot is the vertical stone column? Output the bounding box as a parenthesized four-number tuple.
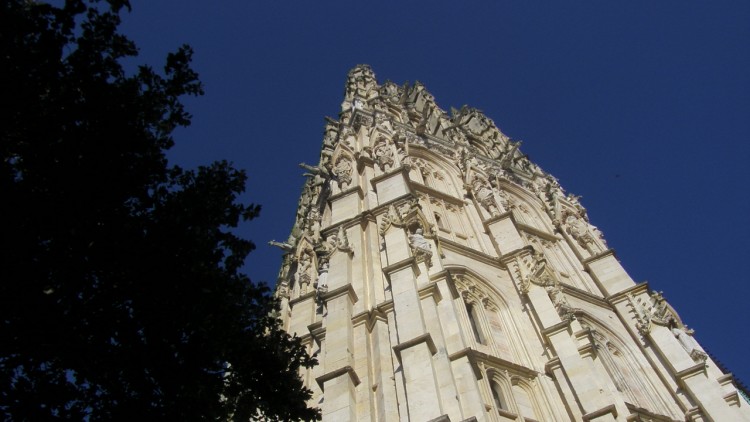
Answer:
(381, 214, 446, 421)
(369, 309, 400, 421)
(316, 243, 360, 421)
(317, 283, 359, 421)
(386, 260, 443, 421)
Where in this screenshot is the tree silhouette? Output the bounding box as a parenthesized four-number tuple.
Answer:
(0, 1, 319, 420)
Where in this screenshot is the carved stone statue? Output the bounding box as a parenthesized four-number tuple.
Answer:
(470, 175, 500, 217)
(315, 262, 329, 296)
(336, 225, 351, 253)
(408, 228, 433, 265)
(672, 326, 707, 362)
(563, 211, 606, 255)
(322, 122, 338, 150)
(296, 253, 313, 295)
(305, 208, 322, 242)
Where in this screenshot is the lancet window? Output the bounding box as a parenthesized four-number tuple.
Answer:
(465, 301, 485, 344)
(485, 369, 546, 420)
(582, 320, 668, 414)
(491, 380, 508, 412)
(451, 274, 519, 362)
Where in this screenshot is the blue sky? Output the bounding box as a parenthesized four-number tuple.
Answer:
(120, 1, 750, 382)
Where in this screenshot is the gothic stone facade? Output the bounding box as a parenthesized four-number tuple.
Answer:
(272, 65, 749, 422)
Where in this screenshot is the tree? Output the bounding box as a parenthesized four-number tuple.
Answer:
(0, 1, 319, 420)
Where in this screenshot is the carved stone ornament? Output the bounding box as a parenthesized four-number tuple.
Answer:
(373, 139, 395, 171)
(672, 326, 708, 363)
(470, 174, 500, 217)
(300, 161, 333, 188)
(305, 208, 322, 243)
(454, 275, 498, 311)
(333, 156, 354, 189)
(276, 281, 290, 300)
(296, 251, 314, 295)
(315, 262, 329, 304)
(561, 209, 607, 255)
(379, 204, 403, 236)
(546, 285, 575, 323)
(335, 225, 353, 255)
(322, 122, 338, 150)
(626, 291, 675, 336)
(352, 112, 374, 129)
(520, 250, 558, 294)
(378, 80, 402, 104)
(345, 64, 377, 101)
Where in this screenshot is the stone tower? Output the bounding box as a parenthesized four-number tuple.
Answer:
(272, 65, 749, 421)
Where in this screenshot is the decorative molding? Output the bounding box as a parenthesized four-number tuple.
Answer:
(582, 404, 617, 421)
(315, 365, 361, 391)
(320, 283, 359, 304)
(392, 333, 438, 361)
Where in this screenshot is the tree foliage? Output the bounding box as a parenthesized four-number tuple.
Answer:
(0, 1, 319, 420)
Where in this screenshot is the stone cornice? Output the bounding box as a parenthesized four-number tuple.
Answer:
(327, 185, 364, 203)
(320, 283, 359, 304)
(370, 166, 410, 191)
(541, 320, 572, 340)
(582, 404, 617, 421)
(582, 248, 619, 265)
(382, 256, 419, 279)
(674, 362, 707, 382)
(288, 291, 316, 307)
(392, 333, 437, 362)
(307, 321, 325, 342)
(544, 357, 562, 375)
(449, 347, 541, 379)
(498, 244, 535, 265)
(515, 222, 559, 242)
(315, 365, 360, 391)
(482, 210, 513, 227)
(352, 307, 389, 332)
(560, 283, 610, 310)
(408, 180, 465, 206)
(438, 237, 505, 269)
(606, 281, 650, 305)
(418, 282, 442, 303)
(375, 299, 395, 315)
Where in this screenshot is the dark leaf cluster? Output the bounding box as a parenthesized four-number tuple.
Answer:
(0, 1, 319, 420)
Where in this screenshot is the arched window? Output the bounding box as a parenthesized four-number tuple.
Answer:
(434, 212, 446, 231)
(491, 380, 507, 411)
(512, 381, 539, 420)
(465, 301, 485, 344)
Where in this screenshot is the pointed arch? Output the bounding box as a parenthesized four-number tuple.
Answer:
(444, 267, 531, 365)
(406, 148, 463, 199)
(576, 312, 678, 415)
(511, 377, 542, 420)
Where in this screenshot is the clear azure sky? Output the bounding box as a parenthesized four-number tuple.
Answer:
(120, 1, 750, 383)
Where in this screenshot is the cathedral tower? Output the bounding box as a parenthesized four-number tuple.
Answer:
(272, 65, 749, 421)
